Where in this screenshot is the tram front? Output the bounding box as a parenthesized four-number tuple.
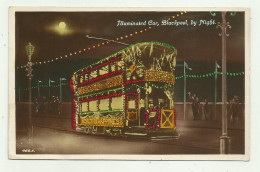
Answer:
(123, 42, 177, 137)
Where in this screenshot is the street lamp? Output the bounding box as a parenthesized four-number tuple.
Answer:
(214, 61, 221, 120)
(25, 42, 35, 143)
(60, 77, 66, 102)
(183, 61, 192, 120)
(211, 11, 236, 154)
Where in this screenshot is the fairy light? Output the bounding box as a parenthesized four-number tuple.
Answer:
(145, 70, 175, 84)
(13, 11, 187, 69)
(125, 84, 145, 91)
(145, 112, 149, 125)
(79, 117, 124, 127)
(69, 78, 77, 130)
(124, 79, 144, 86)
(78, 111, 94, 115)
(175, 71, 244, 80)
(126, 93, 138, 111)
(145, 109, 161, 129)
(99, 109, 122, 114)
(11, 70, 238, 92)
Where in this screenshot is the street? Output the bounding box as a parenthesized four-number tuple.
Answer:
(16, 114, 244, 154)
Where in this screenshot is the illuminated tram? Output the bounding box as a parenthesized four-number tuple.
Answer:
(70, 42, 177, 137)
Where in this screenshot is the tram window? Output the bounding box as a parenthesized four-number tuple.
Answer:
(111, 96, 123, 110)
(100, 65, 108, 75)
(158, 98, 165, 108)
(89, 71, 97, 80)
(149, 111, 157, 126)
(84, 74, 88, 81)
(117, 60, 123, 69)
(148, 98, 154, 109)
(99, 99, 109, 111)
(110, 63, 116, 72)
(128, 95, 136, 109)
(80, 75, 84, 83)
(89, 100, 97, 112)
(149, 112, 157, 118)
(129, 100, 135, 109)
(81, 102, 88, 112)
(157, 97, 170, 109)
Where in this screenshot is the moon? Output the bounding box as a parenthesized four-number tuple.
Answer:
(58, 22, 66, 29)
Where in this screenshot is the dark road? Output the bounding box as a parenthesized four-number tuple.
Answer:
(16, 114, 244, 154)
(17, 126, 216, 154)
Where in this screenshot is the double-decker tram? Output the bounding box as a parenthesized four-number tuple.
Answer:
(70, 42, 177, 137)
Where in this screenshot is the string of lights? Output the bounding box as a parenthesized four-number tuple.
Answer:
(145, 109, 161, 129)
(125, 83, 145, 91)
(16, 12, 188, 70)
(18, 83, 69, 91)
(16, 71, 244, 91)
(124, 79, 144, 86)
(147, 82, 173, 89)
(175, 71, 245, 80)
(126, 93, 138, 110)
(69, 78, 77, 130)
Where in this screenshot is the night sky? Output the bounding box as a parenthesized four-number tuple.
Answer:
(15, 11, 245, 102)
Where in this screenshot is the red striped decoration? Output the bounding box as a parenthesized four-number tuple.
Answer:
(69, 78, 76, 130)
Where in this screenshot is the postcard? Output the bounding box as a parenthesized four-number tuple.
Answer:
(9, 7, 250, 160)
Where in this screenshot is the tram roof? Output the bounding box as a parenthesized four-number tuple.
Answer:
(73, 41, 176, 75)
